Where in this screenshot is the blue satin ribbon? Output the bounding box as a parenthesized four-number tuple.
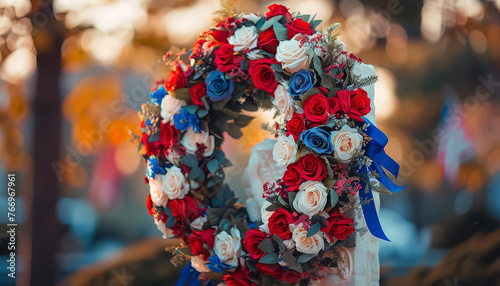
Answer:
(357, 117, 406, 241)
(175, 262, 201, 286)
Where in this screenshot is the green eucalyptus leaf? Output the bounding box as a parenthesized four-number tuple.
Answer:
(196, 108, 209, 118)
(313, 56, 323, 78)
(273, 21, 288, 41)
(180, 154, 199, 168)
(306, 222, 321, 238)
(257, 238, 275, 254)
(260, 15, 282, 31)
(330, 189, 339, 208)
(259, 253, 278, 264)
(172, 88, 191, 101)
(282, 251, 296, 264)
(297, 254, 316, 263)
(207, 159, 219, 174)
(183, 105, 199, 115)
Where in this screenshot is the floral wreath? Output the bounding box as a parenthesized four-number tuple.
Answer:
(135, 3, 405, 286)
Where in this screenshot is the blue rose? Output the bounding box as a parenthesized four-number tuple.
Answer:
(300, 127, 333, 154)
(173, 109, 200, 132)
(288, 69, 315, 99)
(206, 70, 235, 101)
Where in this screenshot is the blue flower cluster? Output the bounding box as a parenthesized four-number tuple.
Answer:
(174, 109, 201, 133)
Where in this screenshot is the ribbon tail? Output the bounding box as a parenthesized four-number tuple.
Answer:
(176, 262, 201, 286)
(359, 165, 390, 242)
(371, 160, 406, 194)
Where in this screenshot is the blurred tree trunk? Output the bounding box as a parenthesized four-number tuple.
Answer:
(30, 0, 64, 285)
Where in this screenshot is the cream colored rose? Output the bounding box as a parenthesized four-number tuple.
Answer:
(228, 26, 258, 52)
(166, 149, 181, 166)
(283, 239, 296, 251)
(292, 227, 325, 255)
(273, 84, 295, 120)
(149, 175, 168, 208)
(214, 227, 242, 267)
(161, 94, 186, 124)
(260, 200, 273, 225)
(240, 13, 260, 24)
(190, 215, 207, 231)
(162, 166, 189, 200)
(191, 256, 210, 272)
(293, 181, 328, 217)
(276, 35, 312, 74)
(154, 217, 174, 239)
(331, 125, 363, 163)
(180, 127, 215, 157)
(246, 49, 264, 60)
(273, 134, 297, 166)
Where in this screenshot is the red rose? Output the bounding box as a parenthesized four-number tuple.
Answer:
(268, 209, 294, 240)
(266, 4, 292, 23)
(159, 121, 178, 151)
(257, 29, 279, 54)
(142, 133, 159, 157)
(337, 88, 371, 121)
(286, 112, 305, 141)
(249, 58, 278, 96)
(243, 228, 267, 260)
(169, 196, 203, 222)
(282, 164, 301, 192)
(189, 228, 215, 260)
(321, 209, 355, 242)
(189, 83, 207, 106)
(146, 194, 154, 216)
(165, 69, 187, 92)
(350, 88, 371, 119)
(295, 153, 327, 181)
(224, 269, 255, 286)
(214, 44, 235, 72)
(287, 18, 314, 40)
(212, 29, 230, 43)
(256, 264, 301, 284)
(327, 96, 341, 115)
(303, 93, 332, 124)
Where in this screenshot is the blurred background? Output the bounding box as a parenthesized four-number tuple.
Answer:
(0, 0, 499, 285)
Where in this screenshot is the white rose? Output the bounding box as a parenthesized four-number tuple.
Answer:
(246, 49, 264, 60)
(162, 166, 189, 200)
(228, 26, 258, 52)
(292, 227, 324, 255)
(214, 227, 242, 267)
(272, 134, 297, 166)
(180, 126, 215, 157)
(276, 35, 312, 74)
(331, 125, 363, 163)
(190, 215, 207, 231)
(161, 94, 186, 124)
(240, 13, 260, 24)
(260, 200, 273, 225)
(154, 217, 174, 239)
(283, 239, 296, 251)
(293, 181, 328, 217)
(149, 175, 169, 208)
(273, 84, 295, 120)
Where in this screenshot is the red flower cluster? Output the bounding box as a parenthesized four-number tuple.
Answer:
(189, 83, 207, 106)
